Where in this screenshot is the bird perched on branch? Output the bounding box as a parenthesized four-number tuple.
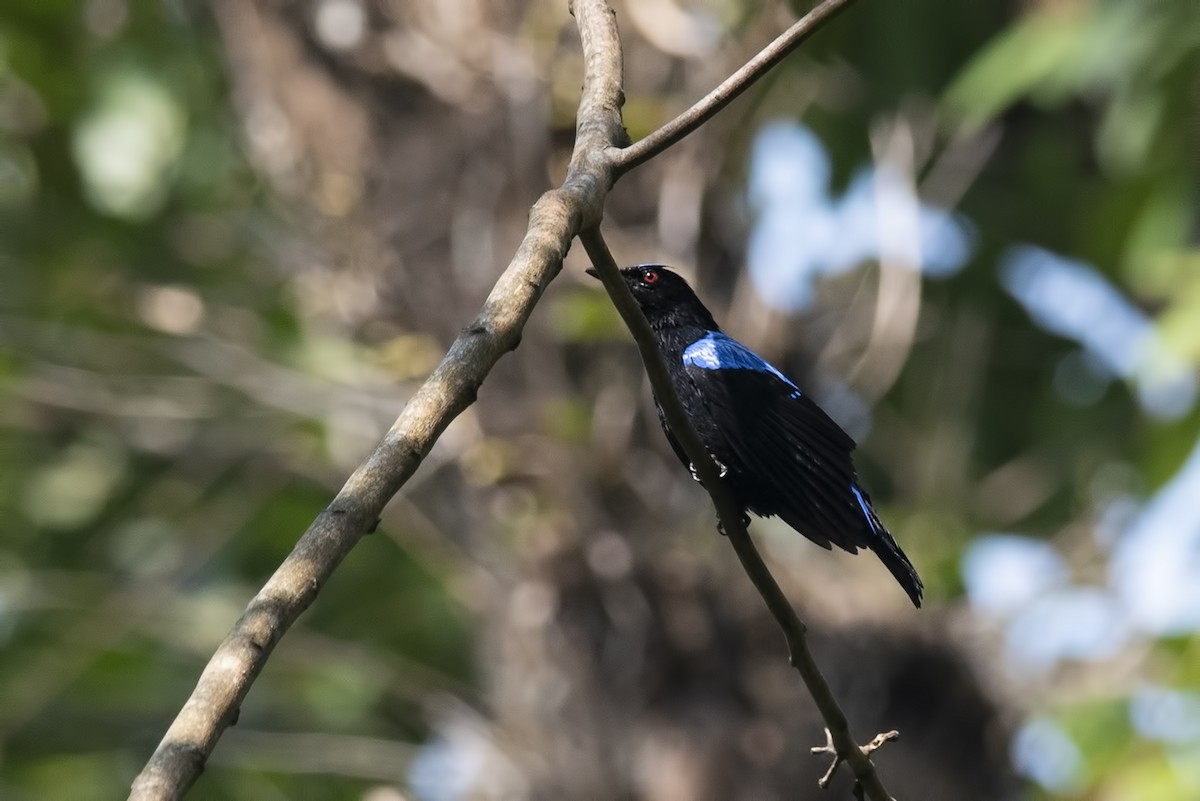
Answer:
(588, 264, 923, 607)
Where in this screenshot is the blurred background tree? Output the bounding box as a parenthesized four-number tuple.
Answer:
(1, 0, 1198, 798)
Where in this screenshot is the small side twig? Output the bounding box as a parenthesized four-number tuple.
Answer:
(812, 727, 900, 796)
(612, 0, 860, 173)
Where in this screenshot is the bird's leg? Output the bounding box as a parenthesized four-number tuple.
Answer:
(688, 455, 739, 535)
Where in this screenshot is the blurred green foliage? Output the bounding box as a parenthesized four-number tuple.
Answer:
(0, 1, 472, 798)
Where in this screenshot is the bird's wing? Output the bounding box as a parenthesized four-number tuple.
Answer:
(680, 332, 924, 606)
(681, 332, 869, 551)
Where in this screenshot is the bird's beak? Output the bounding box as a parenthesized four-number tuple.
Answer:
(584, 268, 599, 280)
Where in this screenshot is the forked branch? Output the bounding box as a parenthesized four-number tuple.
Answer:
(129, 1, 891, 798)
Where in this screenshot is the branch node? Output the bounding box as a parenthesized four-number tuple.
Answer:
(810, 727, 900, 792)
(811, 728, 842, 788)
(862, 729, 901, 756)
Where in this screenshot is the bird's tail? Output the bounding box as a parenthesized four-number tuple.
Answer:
(851, 484, 924, 608)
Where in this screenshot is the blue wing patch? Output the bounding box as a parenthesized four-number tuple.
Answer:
(851, 485, 878, 533)
(682, 332, 800, 394)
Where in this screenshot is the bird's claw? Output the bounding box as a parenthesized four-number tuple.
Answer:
(689, 459, 728, 482)
(809, 727, 900, 796)
(716, 511, 750, 537)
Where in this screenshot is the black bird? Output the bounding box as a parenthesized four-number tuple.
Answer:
(589, 264, 923, 607)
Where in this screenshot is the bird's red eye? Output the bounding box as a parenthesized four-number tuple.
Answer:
(643, 270, 659, 284)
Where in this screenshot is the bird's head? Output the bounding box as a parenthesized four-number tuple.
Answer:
(586, 264, 715, 328)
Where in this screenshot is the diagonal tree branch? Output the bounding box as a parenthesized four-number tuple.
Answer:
(128, 1, 626, 798)
(580, 229, 896, 801)
(612, 0, 860, 174)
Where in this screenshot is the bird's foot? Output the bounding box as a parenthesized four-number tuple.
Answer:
(689, 458, 729, 483)
(716, 511, 751, 537)
(809, 727, 900, 797)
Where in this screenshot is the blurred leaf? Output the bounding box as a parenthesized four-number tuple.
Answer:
(373, 333, 443, 381)
(944, 7, 1091, 127)
(18, 753, 126, 801)
(545, 289, 624, 342)
(0, 135, 37, 205)
(71, 67, 186, 219)
(1157, 266, 1200, 363)
(22, 433, 128, 531)
(1104, 749, 1198, 801)
(1059, 698, 1134, 783)
(541, 397, 592, 445)
(300, 661, 387, 730)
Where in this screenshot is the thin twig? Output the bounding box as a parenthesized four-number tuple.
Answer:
(128, 1, 626, 798)
(580, 229, 897, 801)
(812, 727, 901, 795)
(612, 0, 860, 174)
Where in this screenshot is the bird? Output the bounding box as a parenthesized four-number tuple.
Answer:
(587, 263, 923, 607)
